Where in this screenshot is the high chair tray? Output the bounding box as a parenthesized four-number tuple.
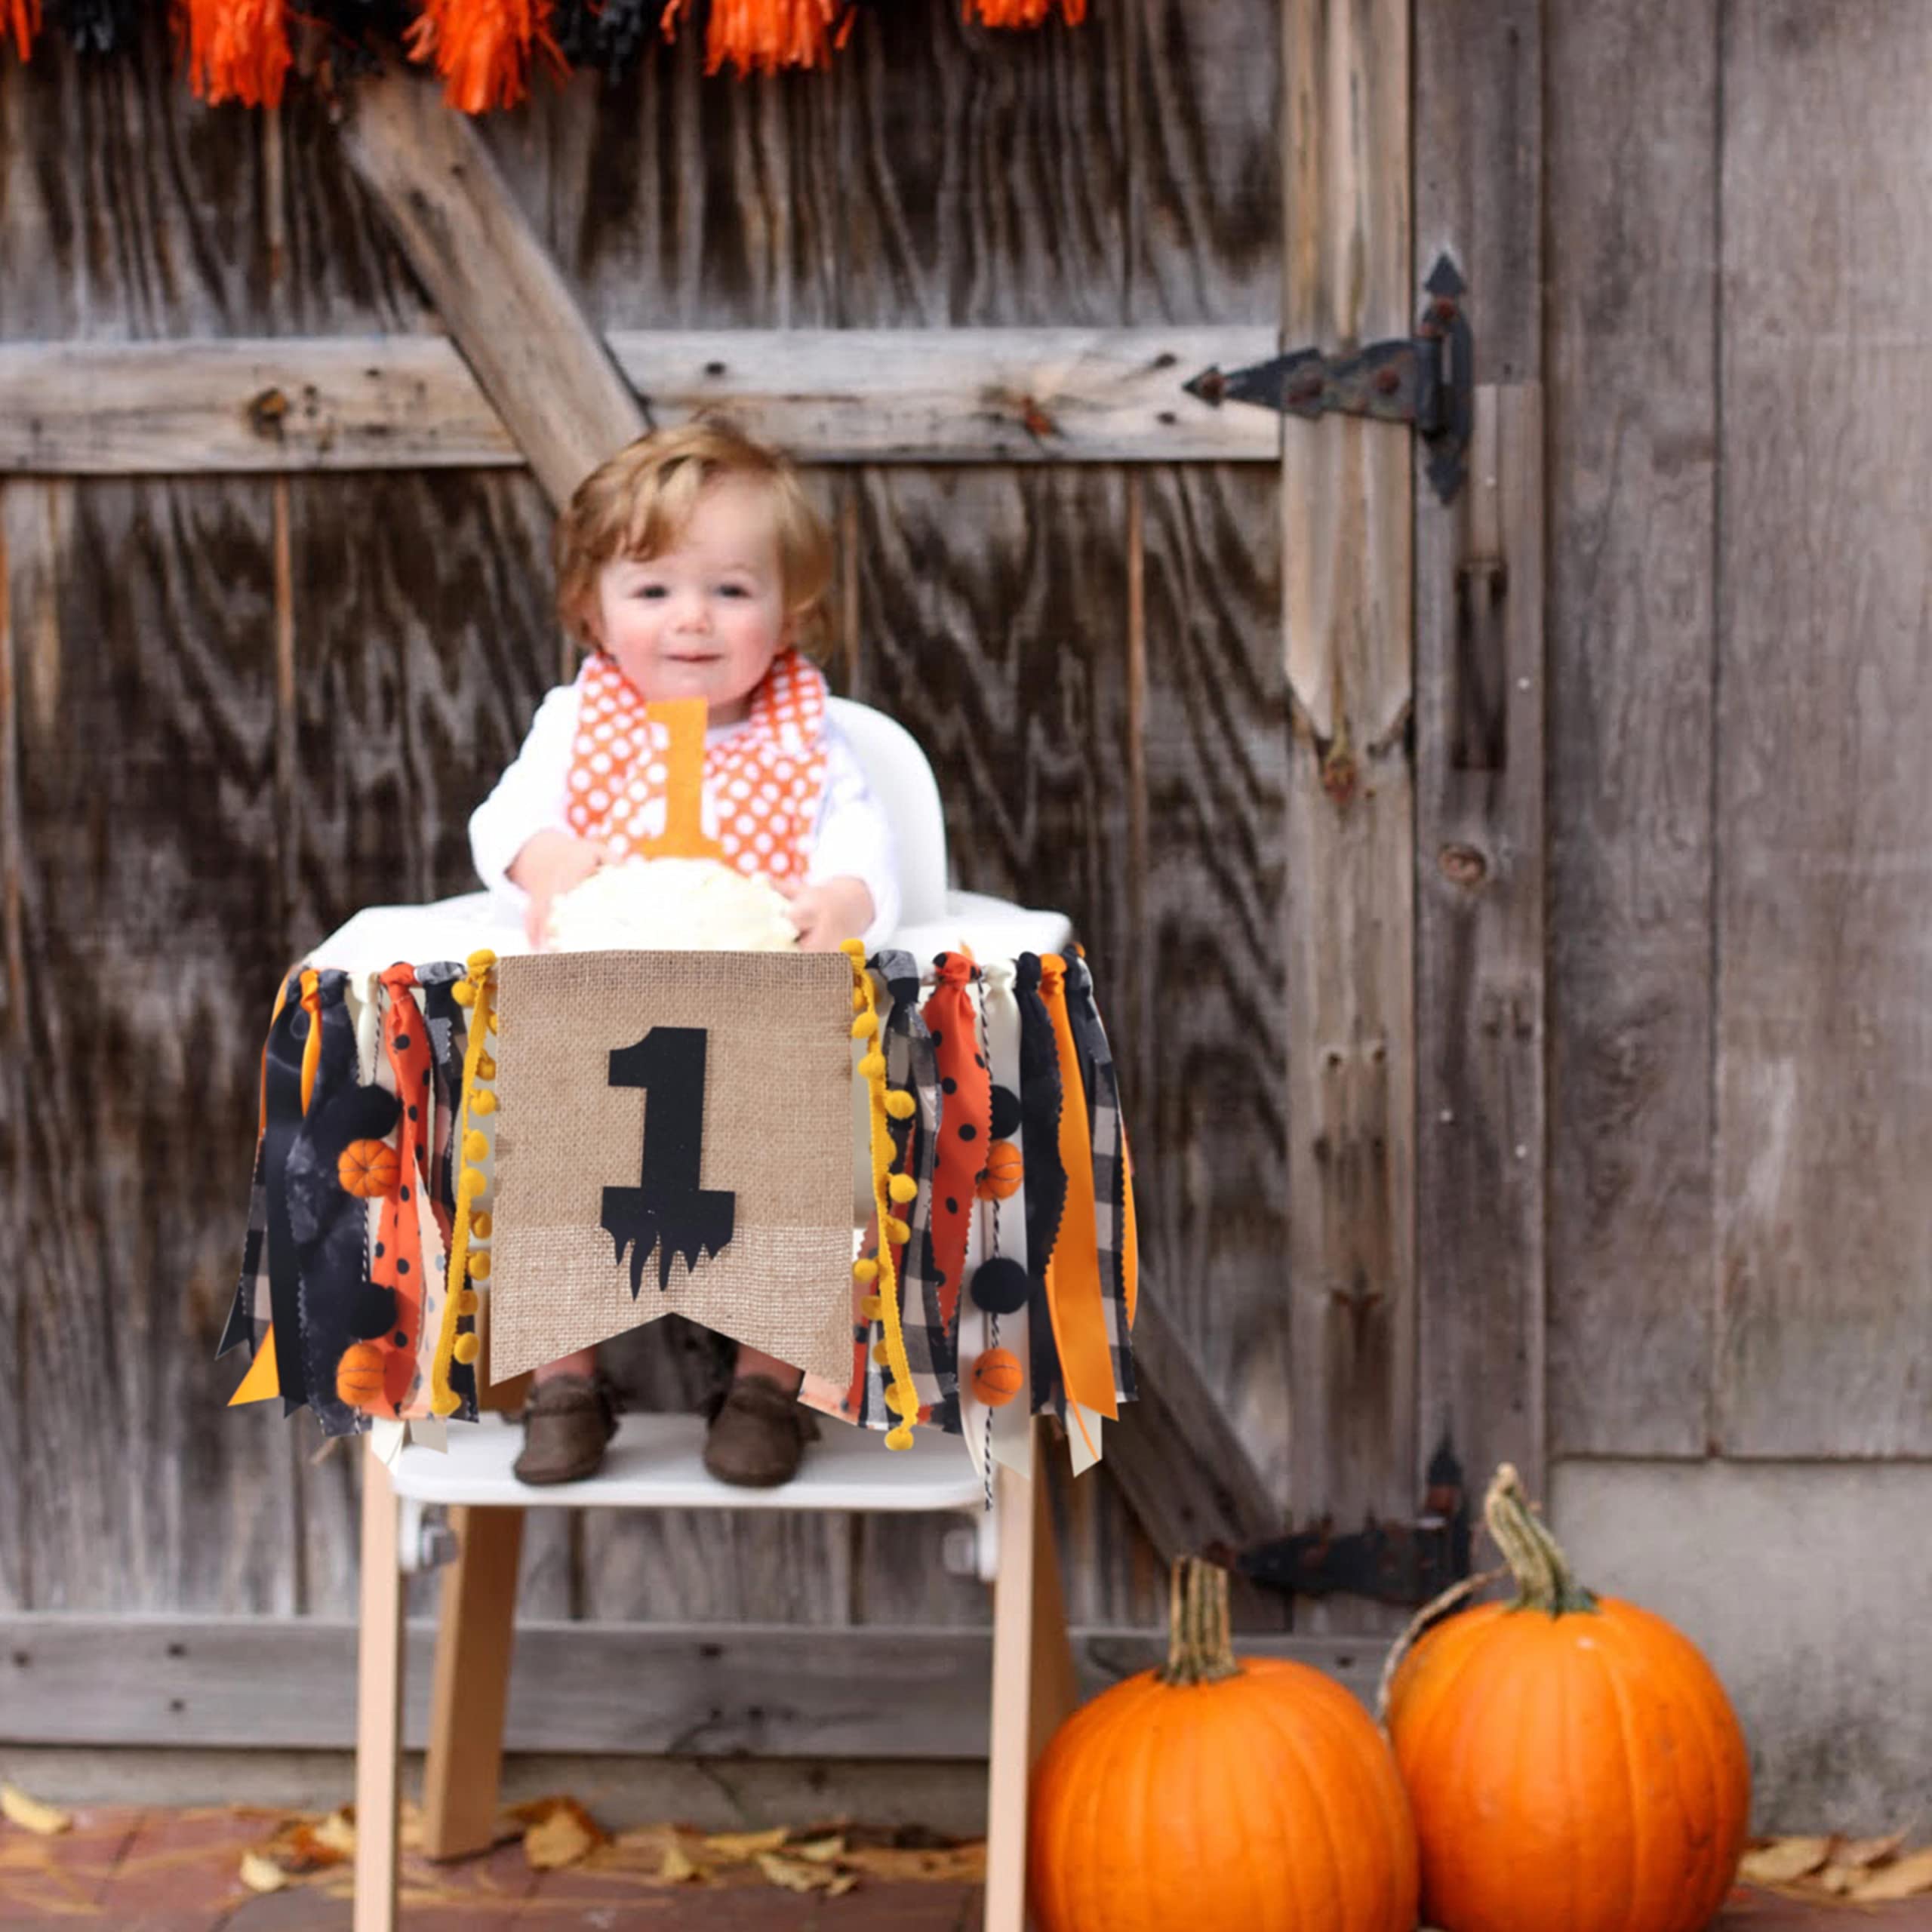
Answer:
(389, 1411, 986, 1513)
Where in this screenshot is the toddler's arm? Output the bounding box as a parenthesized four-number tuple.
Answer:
(470, 683, 583, 922)
(801, 729, 901, 949)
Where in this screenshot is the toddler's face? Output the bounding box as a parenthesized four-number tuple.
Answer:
(590, 475, 790, 728)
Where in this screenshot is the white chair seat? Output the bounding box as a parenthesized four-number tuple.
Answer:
(389, 1411, 984, 1514)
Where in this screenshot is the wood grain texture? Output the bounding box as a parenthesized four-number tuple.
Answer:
(0, 328, 1282, 475)
(1712, 0, 1932, 1457)
(1543, 0, 1718, 1459)
(1412, 0, 1546, 1500)
(7, 478, 298, 1611)
(1281, 0, 1415, 1631)
(337, 71, 648, 508)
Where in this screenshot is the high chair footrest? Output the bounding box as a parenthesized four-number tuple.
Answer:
(384, 1413, 985, 1514)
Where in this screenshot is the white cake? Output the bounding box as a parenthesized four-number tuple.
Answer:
(545, 857, 801, 954)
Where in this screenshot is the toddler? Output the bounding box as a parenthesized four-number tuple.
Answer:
(469, 420, 899, 1486)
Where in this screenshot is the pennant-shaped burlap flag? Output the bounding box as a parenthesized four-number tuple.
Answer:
(488, 949, 857, 1384)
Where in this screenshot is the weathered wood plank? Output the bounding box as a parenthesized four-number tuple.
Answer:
(337, 72, 648, 508)
(1413, 0, 1546, 1501)
(0, 329, 1279, 475)
(1543, 0, 1718, 1458)
(1281, 0, 1416, 1630)
(1712, 0, 1932, 1457)
(8, 478, 299, 1612)
(0, 1614, 1389, 1750)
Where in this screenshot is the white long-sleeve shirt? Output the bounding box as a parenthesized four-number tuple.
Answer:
(469, 681, 900, 948)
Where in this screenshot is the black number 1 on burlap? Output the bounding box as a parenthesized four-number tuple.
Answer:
(601, 1027, 737, 1295)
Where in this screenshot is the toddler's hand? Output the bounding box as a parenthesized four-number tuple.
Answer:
(776, 875, 875, 952)
(508, 830, 608, 947)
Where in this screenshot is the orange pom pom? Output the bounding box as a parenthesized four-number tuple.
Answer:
(185, 0, 292, 106)
(665, 0, 855, 77)
(337, 1138, 400, 1200)
(336, 1342, 389, 1411)
(971, 1347, 1024, 1408)
(405, 0, 561, 111)
(977, 1140, 1023, 1201)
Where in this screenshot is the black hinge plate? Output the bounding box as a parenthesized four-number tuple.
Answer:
(1185, 254, 1473, 505)
(1232, 1439, 1471, 1607)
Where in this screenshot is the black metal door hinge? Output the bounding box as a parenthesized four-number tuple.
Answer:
(1185, 254, 1473, 505)
(1232, 1439, 1471, 1607)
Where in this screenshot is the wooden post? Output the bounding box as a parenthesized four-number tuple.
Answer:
(336, 71, 649, 514)
(1281, 0, 1416, 1628)
(1413, 0, 1549, 1500)
(352, 1439, 403, 1932)
(422, 1505, 525, 1860)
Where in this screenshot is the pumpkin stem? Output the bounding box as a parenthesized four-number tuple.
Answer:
(1158, 1557, 1241, 1686)
(1484, 1463, 1596, 1616)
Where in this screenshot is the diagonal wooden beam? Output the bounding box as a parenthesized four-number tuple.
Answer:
(337, 71, 648, 509)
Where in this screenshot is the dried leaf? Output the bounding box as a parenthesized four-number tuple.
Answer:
(793, 1835, 846, 1863)
(1838, 1832, 1907, 1870)
(239, 1850, 292, 1894)
(841, 1841, 987, 1884)
(703, 1826, 790, 1861)
(0, 1785, 72, 1836)
(1740, 1837, 1832, 1884)
(312, 1810, 357, 1858)
(660, 1838, 703, 1884)
(1852, 1849, 1932, 1902)
(829, 1872, 860, 1897)
(757, 1850, 843, 1894)
(522, 1798, 606, 1871)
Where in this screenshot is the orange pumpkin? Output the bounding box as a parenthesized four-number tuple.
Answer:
(1031, 1558, 1417, 1932)
(1383, 1465, 1750, 1932)
(969, 1346, 1023, 1407)
(976, 1140, 1022, 1200)
(338, 1137, 401, 1199)
(335, 1341, 389, 1410)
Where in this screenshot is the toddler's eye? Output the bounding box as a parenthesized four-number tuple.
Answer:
(634, 584, 668, 599)
(717, 583, 750, 598)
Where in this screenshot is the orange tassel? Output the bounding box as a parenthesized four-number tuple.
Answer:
(4, 0, 40, 62)
(184, 0, 293, 104)
(406, 0, 561, 112)
(663, 0, 853, 78)
(965, 0, 1086, 26)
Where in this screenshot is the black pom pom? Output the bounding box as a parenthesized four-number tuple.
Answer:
(968, 1256, 1029, 1316)
(345, 1282, 399, 1341)
(989, 1084, 1022, 1138)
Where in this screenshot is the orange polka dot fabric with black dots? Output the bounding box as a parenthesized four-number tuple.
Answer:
(565, 648, 829, 881)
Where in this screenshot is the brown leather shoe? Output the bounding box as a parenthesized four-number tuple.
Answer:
(702, 1374, 818, 1487)
(513, 1373, 617, 1485)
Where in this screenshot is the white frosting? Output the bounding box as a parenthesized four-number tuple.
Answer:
(545, 857, 801, 954)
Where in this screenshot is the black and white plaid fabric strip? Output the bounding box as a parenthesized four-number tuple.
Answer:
(1067, 953, 1136, 1404)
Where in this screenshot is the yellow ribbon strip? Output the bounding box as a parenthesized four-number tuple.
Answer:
(430, 950, 496, 1419)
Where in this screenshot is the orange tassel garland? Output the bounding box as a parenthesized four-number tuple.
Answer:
(3, 0, 40, 62)
(663, 0, 853, 77)
(406, 0, 562, 112)
(183, 0, 293, 105)
(965, 0, 1086, 26)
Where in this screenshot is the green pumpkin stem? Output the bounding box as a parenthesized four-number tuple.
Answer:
(1485, 1463, 1597, 1616)
(1160, 1557, 1241, 1686)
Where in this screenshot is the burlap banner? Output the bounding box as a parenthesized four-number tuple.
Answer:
(489, 951, 857, 1384)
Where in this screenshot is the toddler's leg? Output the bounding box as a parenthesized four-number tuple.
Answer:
(512, 1348, 615, 1485)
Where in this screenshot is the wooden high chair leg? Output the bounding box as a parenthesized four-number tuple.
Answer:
(353, 1438, 403, 1932)
(422, 1504, 525, 1860)
(983, 1446, 1077, 1932)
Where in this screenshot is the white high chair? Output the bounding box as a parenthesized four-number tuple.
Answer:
(333, 700, 1079, 1932)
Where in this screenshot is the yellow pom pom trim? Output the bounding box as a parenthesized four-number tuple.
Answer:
(467, 1251, 491, 1281)
(429, 958, 496, 1415)
(888, 1173, 918, 1204)
(884, 1382, 916, 1417)
(859, 1051, 887, 1081)
(452, 980, 476, 1008)
(485, 1008, 498, 1033)
(456, 1289, 479, 1317)
(458, 1166, 487, 1201)
(851, 1011, 878, 1040)
(853, 1257, 879, 1284)
(839, 937, 867, 959)
(884, 1426, 914, 1452)
(852, 989, 869, 1013)
(860, 1295, 883, 1321)
(472, 1212, 492, 1239)
(452, 1332, 481, 1365)
(872, 1341, 892, 1366)
(883, 1090, 916, 1121)
(882, 1216, 909, 1246)
(463, 1129, 490, 1163)
(470, 1090, 497, 1116)
(476, 1054, 497, 1081)
(466, 948, 497, 973)
(851, 952, 919, 1449)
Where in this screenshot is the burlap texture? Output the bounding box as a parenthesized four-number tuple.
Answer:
(489, 951, 856, 1384)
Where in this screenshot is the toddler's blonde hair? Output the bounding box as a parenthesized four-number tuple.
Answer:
(553, 418, 833, 653)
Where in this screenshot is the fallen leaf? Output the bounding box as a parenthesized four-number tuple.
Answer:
(521, 1798, 607, 1871)
(703, 1826, 791, 1862)
(312, 1810, 357, 1858)
(660, 1838, 703, 1884)
(1740, 1838, 1832, 1885)
(1853, 1849, 1932, 1902)
(1838, 1832, 1907, 1870)
(0, 1785, 72, 1836)
(757, 1850, 844, 1894)
(793, 1835, 846, 1864)
(239, 1850, 291, 1894)
(841, 1842, 988, 1884)
(829, 1872, 860, 1897)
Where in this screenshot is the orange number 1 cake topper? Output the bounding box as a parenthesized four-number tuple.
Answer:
(639, 699, 728, 863)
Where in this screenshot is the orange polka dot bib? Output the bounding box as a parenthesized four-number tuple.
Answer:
(564, 648, 830, 883)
